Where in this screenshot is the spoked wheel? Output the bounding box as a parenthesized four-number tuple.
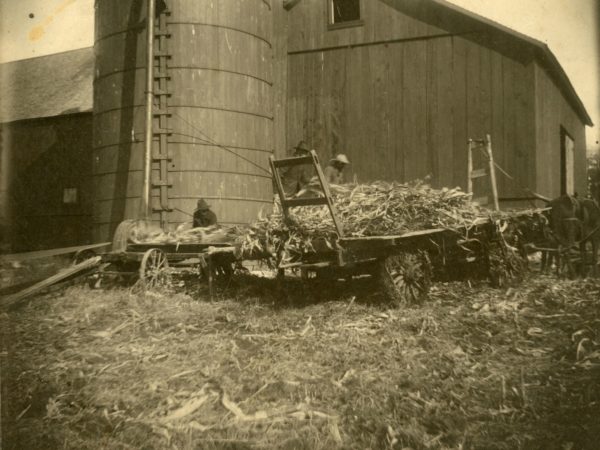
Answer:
(139, 248, 170, 288)
(378, 252, 431, 305)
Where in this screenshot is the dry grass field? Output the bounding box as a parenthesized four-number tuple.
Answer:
(2, 273, 600, 449)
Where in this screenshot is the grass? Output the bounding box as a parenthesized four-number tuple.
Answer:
(3, 272, 600, 449)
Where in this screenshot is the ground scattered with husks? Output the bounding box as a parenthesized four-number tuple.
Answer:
(4, 273, 600, 449)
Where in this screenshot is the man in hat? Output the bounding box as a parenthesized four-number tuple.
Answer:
(279, 140, 313, 197)
(324, 154, 350, 185)
(193, 199, 218, 228)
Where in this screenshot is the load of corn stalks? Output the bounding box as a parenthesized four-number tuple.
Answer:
(238, 181, 495, 261)
(129, 222, 241, 245)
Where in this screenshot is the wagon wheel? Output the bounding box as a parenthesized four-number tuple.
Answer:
(378, 252, 431, 305)
(139, 248, 170, 288)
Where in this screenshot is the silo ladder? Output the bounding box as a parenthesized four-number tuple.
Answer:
(269, 150, 344, 237)
(151, 4, 173, 228)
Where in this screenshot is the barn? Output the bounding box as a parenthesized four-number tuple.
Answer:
(0, 0, 593, 252)
(275, 0, 593, 205)
(0, 48, 94, 252)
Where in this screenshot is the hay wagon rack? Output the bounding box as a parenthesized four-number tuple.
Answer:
(260, 150, 511, 303)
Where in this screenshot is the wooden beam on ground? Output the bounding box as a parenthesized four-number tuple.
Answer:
(0, 242, 110, 263)
(0, 256, 101, 310)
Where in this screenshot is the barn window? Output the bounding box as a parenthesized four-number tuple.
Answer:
(63, 187, 78, 204)
(329, 0, 362, 28)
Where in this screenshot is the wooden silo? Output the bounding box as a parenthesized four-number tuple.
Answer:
(93, 0, 274, 242)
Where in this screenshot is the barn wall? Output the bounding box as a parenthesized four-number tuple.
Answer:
(2, 114, 93, 252)
(534, 62, 587, 199)
(286, 33, 537, 197)
(287, 0, 446, 54)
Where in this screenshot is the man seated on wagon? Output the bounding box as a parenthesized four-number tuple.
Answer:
(193, 199, 217, 228)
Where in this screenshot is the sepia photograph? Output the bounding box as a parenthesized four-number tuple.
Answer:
(0, 0, 599, 448)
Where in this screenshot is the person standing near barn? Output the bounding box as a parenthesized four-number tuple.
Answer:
(192, 199, 217, 228)
(324, 154, 350, 185)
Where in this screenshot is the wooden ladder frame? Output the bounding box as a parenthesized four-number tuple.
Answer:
(269, 150, 345, 237)
(467, 134, 500, 211)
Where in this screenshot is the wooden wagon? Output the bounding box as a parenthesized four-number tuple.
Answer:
(227, 150, 519, 303)
(93, 219, 242, 289)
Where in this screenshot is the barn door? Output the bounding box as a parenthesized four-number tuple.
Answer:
(560, 127, 575, 195)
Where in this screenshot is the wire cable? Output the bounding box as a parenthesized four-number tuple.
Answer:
(169, 110, 273, 175)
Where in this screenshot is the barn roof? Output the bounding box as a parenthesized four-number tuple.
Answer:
(0, 47, 93, 124)
(399, 0, 593, 126)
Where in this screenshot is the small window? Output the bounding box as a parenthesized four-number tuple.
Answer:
(63, 187, 78, 204)
(329, 0, 362, 27)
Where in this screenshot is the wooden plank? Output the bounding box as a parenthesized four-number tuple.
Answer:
(490, 50, 506, 195)
(470, 168, 487, 178)
(390, 42, 404, 181)
(0, 242, 111, 263)
(339, 227, 448, 242)
(0, 256, 101, 310)
(480, 46, 493, 140)
(426, 39, 438, 184)
(371, 43, 393, 180)
(502, 57, 517, 198)
(452, 36, 468, 189)
(345, 46, 362, 180)
(402, 40, 428, 181)
(430, 37, 454, 188)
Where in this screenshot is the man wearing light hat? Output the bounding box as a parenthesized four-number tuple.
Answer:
(192, 199, 218, 228)
(324, 153, 350, 185)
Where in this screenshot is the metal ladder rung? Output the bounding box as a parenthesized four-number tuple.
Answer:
(152, 181, 173, 187)
(470, 168, 487, 179)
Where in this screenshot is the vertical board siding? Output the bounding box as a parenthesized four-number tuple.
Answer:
(490, 50, 506, 194)
(288, 34, 539, 196)
(451, 36, 468, 188)
(285, 3, 585, 203)
(534, 63, 587, 198)
(402, 41, 429, 181)
(428, 37, 454, 188)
